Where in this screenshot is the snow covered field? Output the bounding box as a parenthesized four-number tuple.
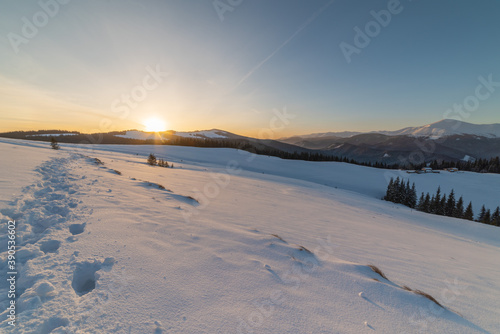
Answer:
(0, 137, 499, 333)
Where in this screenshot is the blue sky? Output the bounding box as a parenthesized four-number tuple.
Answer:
(1, 0, 499, 137)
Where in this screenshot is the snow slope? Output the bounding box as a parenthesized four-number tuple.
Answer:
(114, 131, 167, 141)
(26, 134, 78, 137)
(173, 129, 230, 139)
(0, 138, 499, 333)
(5, 138, 496, 213)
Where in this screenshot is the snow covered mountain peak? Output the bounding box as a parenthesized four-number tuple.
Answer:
(173, 129, 232, 139)
(388, 119, 500, 139)
(285, 120, 500, 140)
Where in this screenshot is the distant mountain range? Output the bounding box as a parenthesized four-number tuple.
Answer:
(2, 120, 499, 165)
(283, 120, 500, 141)
(114, 129, 244, 141)
(278, 120, 500, 163)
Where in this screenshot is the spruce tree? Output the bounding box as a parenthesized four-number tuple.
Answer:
(438, 194, 447, 216)
(423, 193, 431, 213)
(430, 195, 436, 213)
(404, 180, 411, 206)
(147, 153, 157, 166)
(430, 187, 441, 214)
(492, 207, 500, 226)
(454, 196, 464, 218)
(445, 189, 456, 217)
(463, 202, 474, 221)
(384, 178, 394, 201)
(478, 205, 486, 222)
(50, 137, 60, 150)
(398, 178, 406, 204)
(393, 177, 401, 203)
(482, 209, 492, 225)
(408, 183, 417, 208)
(417, 193, 425, 211)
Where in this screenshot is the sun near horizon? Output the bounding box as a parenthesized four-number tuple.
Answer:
(142, 117, 168, 133)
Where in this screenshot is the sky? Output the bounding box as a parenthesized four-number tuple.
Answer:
(0, 0, 499, 138)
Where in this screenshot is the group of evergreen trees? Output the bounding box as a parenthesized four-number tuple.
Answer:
(384, 177, 499, 226)
(415, 187, 473, 220)
(147, 153, 172, 168)
(477, 205, 500, 226)
(425, 157, 500, 174)
(383, 177, 418, 208)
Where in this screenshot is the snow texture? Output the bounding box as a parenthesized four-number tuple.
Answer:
(0, 137, 499, 333)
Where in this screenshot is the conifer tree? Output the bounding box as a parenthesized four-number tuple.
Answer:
(478, 205, 486, 222)
(384, 178, 394, 202)
(492, 207, 500, 226)
(423, 193, 431, 213)
(454, 196, 464, 218)
(403, 180, 410, 206)
(430, 195, 436, 213)
(157, 158, 169, 167)
(50, 137, 60, 150)
(463, 202, 474, 221)
(430, 187, 441, 214)
(408, 182, 417, 208)
(482, 209, 492, 225)
(438, 194, 447, 216)
(398, 178, 406, 204)
(147, 153, 157, 166)
(445, 189, 456, 217)
(417, 193, 425, 211)
(393, 177, 401, 203)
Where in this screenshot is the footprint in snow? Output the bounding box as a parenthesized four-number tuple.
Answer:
(39, 239, 61, 254)
(69, 223, 86, 235)
(71, 258, 115, 297)
(154, 320, 164, 334)
(38, 317, 70, 334)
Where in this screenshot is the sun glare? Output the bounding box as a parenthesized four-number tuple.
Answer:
(143, 118, 167, 132)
